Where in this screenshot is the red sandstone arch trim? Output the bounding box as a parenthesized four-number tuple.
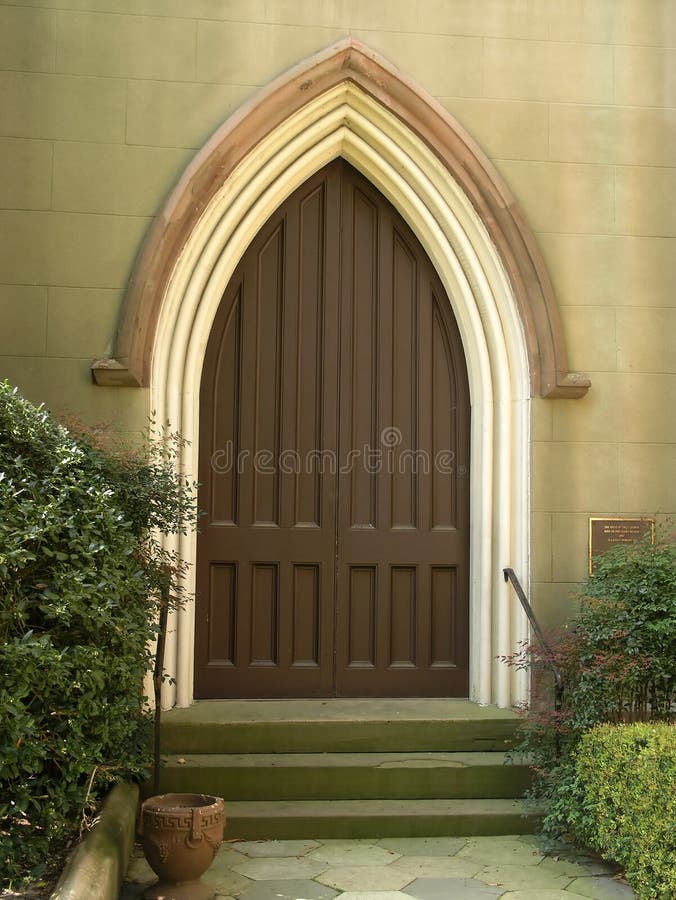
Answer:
(92, 38, 589, 399)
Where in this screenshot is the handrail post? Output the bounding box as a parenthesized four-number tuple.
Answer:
(503, 567, 564, 717)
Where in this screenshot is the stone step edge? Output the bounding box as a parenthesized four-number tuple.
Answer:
(222, 798, 542, 840)
(162, 750, 527, 767)
(224, 798, 539, 813)
(161, 725, 518, 754)
(162, 699, 520, 720)
(155, 751, 532, 801)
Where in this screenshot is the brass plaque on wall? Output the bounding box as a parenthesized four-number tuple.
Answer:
(589, 517, 655, 574)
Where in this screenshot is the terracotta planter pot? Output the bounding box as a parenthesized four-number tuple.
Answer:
(140, 792, 226, 900)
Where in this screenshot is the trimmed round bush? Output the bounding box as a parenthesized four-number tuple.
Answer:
(570, 722, 676, 899)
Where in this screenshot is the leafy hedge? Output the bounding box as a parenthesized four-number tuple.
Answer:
(502, 528, 675, 884)
(580, 533, 676, 723)
(569, 723, 676, 899)
(0, 382, 195, 886)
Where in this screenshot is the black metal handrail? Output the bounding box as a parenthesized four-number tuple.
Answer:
(503, 567, 564, 712)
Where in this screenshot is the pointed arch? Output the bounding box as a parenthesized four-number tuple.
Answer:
(93, 37, 588, 399)
(94, 38, 593, 709)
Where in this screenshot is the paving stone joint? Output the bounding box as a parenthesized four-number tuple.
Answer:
(121, 834, 634, 900)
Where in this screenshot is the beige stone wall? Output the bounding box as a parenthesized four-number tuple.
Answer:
(1, 0, 674, 624)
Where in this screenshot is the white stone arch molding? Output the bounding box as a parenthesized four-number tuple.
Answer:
(94, 40, 590, 708)
(150, 81, 529, 710)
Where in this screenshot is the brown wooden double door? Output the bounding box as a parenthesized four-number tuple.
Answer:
(195, 160, 470, 698)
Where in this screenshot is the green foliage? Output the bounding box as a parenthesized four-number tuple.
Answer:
(503, 529, 676, 857)
(568, 723, 676, 899)
(0, 382, 197, 886)
(575, 535, 676, 724)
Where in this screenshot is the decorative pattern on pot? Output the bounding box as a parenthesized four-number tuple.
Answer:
(140, 793, 226, 900)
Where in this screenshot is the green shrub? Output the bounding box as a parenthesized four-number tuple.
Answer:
(502, 529, 675, 853)
(0, 382, 196, 886)
(574, 534, 676, 724)
(569, 723, 676, 899)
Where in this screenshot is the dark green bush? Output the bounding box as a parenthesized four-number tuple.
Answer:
(575, 534, 676, 724)
(0, 382, 196, 886)
(503, 530, 675, 853)
(569, 723, 676, 899)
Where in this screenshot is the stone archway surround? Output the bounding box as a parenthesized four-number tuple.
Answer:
(94, 39, 589, 709)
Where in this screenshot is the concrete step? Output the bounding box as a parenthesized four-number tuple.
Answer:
(160, 699, 520, 753)
(156, 701, 533, 838)
(221, 798, 541, 839)
(158, 751, 531, 800)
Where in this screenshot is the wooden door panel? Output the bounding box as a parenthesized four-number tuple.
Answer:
(430, 566, 460, 666)
(335, 167, 469, 696)
(195, 166, 341, 698)
(389, 234, 417, 530)
(346, 186, 379, 530)
(208, 292, 241, 525)
(251, 227, 284, 526)
(206, 562, 237, 665)
(389, 566, 416, 666)
(291, 563, 321, 666)
(346, 566, 377, 668)
(249, 562, 279, 664)
(196, 160, 469, 698)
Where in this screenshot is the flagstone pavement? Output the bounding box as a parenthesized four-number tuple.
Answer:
(120, 834, 636, 899)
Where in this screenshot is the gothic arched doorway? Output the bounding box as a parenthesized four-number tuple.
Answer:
(195, 160, 470, 698)
(99, 40, 591, 708)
